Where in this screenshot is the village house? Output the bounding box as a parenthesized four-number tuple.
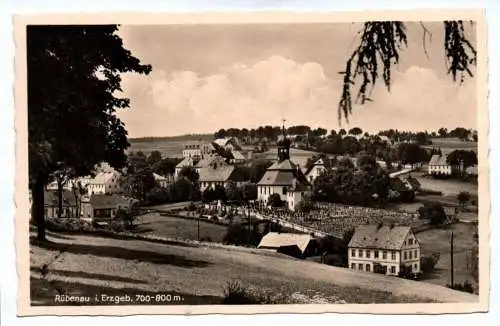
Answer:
(257, 232, 318, 259)
(44, 190, 78, 219)
(174, 156, 195, 179)
(194, 155, 226, 174)
(81, 194, 135, 223)
(213, 136, 241, 151)
(153, 172, 174, 188)
(86, 170, 122, 195)
(428, 154, 460, 176)
(229, 150, 246, 164)
(182, 141, 216, 160)
(257, 125, 311, 211)
(348, 224, 421, 276)
(305, 158, 326, 183)
(198, 162, 248, 192)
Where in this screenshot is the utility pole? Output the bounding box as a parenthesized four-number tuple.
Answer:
(247, 198, 251, 246)
(197, 213, 200, 241)
(450, 232, 455, 286)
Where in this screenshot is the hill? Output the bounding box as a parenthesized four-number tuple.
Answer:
(30, 232, 477, 305)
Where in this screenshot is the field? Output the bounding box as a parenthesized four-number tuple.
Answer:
(424, 137, 478, 154)
(30, 231, 477, 305)
(417, 222, 478, 290)
(136, 212, 228, 242)
(128, 135, 213, 157)
(414, 174, 478, 196)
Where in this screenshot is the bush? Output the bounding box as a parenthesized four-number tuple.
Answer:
(46, 218, 94, 233)
(221, 281, 289, 304)
(447, 280, 474, 294)
(420, 253, 440, 275)
(268, 193, 283, 208)
(418, 202, 447, 225)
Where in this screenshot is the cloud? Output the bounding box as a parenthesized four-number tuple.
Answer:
(118, 56, 339, 137)
(346, 66, 477, 133)
(117, 60, 477, 138)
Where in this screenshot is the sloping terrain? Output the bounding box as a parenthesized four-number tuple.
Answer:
(30, 232, 478, 305)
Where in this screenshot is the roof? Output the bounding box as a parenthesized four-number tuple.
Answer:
(348, 225, 413, 250)
(406, 177, 421, 190)
(429, 154, 449, 166)
(89, 171, 120, 185)
(288, 180, 309, 192)
(379, 135, 391, 142)
(390, 177, 412, 192)
(257, 160, 311, 186)
(89, 194, 135, 209)
(389, 168, 415, 178)
(194, 155, 225, 168)
(153, 172, 172, 181)
(44, 190, 76, 206)
(198, 165, 235, 183)
(258, 232, 313, 253)
(176, 157, 194, 168)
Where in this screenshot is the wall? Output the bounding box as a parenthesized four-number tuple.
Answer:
(348, 248, 402, 275)
(257, 185, 288, 203)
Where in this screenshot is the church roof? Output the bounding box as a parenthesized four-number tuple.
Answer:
(257, 159, 311, 187)
(267, 160, 297, 171)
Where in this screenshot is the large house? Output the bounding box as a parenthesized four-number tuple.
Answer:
(428, 154, 459, 176)
(257, 126, 311, 211)
(44, 190, 78, 219)
(348, 224, 421, 276)
(87, 170, 122, 195)
(182, 141, 216, 160)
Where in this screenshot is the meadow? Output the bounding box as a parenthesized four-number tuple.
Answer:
(424, 137, 478, 154)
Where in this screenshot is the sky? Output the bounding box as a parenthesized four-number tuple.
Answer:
(115, 22, 477, 138)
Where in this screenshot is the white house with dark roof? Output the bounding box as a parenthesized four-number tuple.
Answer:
(182, 141, 215, 160)
(348, 224, 421, 276)
(213, 137, 241, 151)
(428, 154, 459, 176)
(198, 161, 248, 192)
(305, 158, 327, 183)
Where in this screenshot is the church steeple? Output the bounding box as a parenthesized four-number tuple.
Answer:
(277, 118, 290, 162)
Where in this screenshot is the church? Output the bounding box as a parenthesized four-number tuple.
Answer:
(257, 124, 311, 211)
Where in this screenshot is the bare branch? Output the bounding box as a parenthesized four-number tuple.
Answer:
(420, 21, 433, 59)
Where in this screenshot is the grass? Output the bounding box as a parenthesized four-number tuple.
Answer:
(417, 223, 478, 291)
(136, 213, 228, 242)
(29, 230, 477, 306)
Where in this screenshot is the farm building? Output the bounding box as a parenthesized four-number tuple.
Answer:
(198, 162, 248, 192)
(258, 232, 318, 259)
(153, 172, 174, 188)
(174, 157, 196, 179)
(305, 158, 327, 183)
(348, 224, 421, 276)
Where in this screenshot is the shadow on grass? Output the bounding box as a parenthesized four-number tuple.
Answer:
(30, 276, 222, 306)
(30, 267, 148, 285)
(30, 237, 212, 268)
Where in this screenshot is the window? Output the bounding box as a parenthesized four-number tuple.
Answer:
(409, 251, 413, 260)
(409, 238, 413, 245)
(414, 264, 418, 271)
(391, 251, 396, 260)
(374, 250, 379, 258)
(391, 266, 396, 274)
(282, 187, 287, 195)
(358, 264, 363, 271)
(382, 251, 387, 259)
(366, 264, 371, 272)
(414, 250, 418, 258)
(365, 250, 370, 258)
(404, 251, 408, 260)
(358, 249, 362, 257)
(351, 249, 356, 257)
(351, 263, 355, 269)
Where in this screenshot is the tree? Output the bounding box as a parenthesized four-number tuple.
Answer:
(268, 193, 283, 207)
(71, 179, 88, 218)
(146, 150, 162, 166)
(418, 202, 447, 225)
(249, 159, 272, 183)
(457, 191, 471, 209)
(179, 166, 199, 184)
(296, 192, 313, 213)
(28, 25, 151, 241)
(338, 22, 476, 121)
(348, 127, 363, 136)
(415, 132, 429, 145)
(397, 143, 428, 166)
(438, 127, 448, 137)
(225, 181, 242, 202)
(447, 150, 478, 169)
(242, 183, 258, 201)
(169, 177, 194, 202)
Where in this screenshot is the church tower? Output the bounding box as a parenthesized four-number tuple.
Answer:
(277, 119, 290, 162)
